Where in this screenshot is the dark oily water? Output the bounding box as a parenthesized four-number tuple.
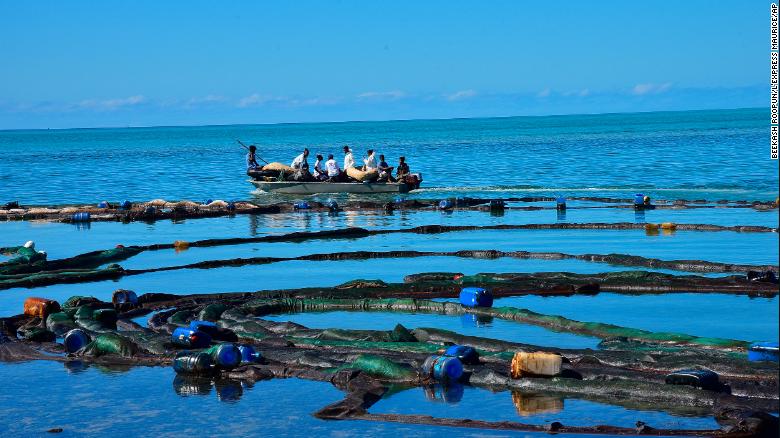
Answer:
(373, 385, 720, 430)
(263, 310, 602, 349)
(0, 109, 775, 204)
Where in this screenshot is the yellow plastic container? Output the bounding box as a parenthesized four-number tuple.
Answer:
(660, 222, 677, 230)
(510, 351, 562, 378)
(23, 297, 60, 319)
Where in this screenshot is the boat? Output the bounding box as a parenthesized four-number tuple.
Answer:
(249, 179, 417, 194)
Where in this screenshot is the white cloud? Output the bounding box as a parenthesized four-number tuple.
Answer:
(356, 90, 406, 101)
(76, 95, 146, 111)
(445, 89, 477, 101)
(632, 82, 672, 95)
(237, 93, 283, 107)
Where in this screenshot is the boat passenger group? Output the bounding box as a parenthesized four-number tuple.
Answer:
(247, 145, 419, 184)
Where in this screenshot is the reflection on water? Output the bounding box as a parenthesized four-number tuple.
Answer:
(375, 384, 720, 429)
(460, 313, 494, 328)
(423, 383, 465, 404)
(511, 391, 564, 416)
(172, 375, 248, 402)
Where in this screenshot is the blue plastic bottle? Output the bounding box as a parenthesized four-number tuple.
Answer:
(633, 193, 645, 205)
(459, 287, 493, 308)
(326, 200, 339, 211)
(119, 200, 132, 210)
(63, 329, 91, 353)
(238, 345, 262, 363)
(293, 201, 310, 210)
(97, 201, 110, 209)
(226, 201, 236, 211)
(190, 320, 217, 331)
(171, 327, 211, 348)
(422, 355, 463, 382)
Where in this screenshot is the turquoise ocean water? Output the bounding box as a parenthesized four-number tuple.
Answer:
(0, 108, 777, 436)
(0, 108, 776, 204)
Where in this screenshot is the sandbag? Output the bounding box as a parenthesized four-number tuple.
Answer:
(262, 162, 295, 173)
(346, 167, 378, 182)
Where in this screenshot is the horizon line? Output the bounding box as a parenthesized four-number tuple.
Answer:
(0, 106, 767, 133)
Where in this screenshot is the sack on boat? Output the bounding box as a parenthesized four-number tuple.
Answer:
(262, 162, 295, 173)
(346, 167, 378, 182)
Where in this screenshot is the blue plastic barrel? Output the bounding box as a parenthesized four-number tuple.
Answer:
(422, 355, 463, 382)
(113, 289, 138, 304)
(97, 201, 110, 208)
(211, 343, 241, 369)
(238, 345, 262, 363)
(634, 193, 645, 205)
(444, 345, 479, 365)
(63, 329, 90, 353)
(459, 287, 493, 308)
(119, 200, 132, 210)
(227, 201, 236, 211)
(171, 327, 211, 348)
(439, 199, 454, 210)
(293, 201, 310, 210)
(205, 199, 213, 205)
(489, 200, 505, 209)
(556, 196, 566, 210)
(748, 341, 779, 362)
(71, 212, 91, 222)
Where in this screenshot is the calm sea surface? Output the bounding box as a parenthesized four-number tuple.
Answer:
(0, 108, 776, 204)
(0, 108, 777, 436)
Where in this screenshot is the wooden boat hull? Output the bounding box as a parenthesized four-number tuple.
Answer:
(249, 180, 416, 194)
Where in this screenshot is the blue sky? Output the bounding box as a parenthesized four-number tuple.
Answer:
(0, 1, 768, 129)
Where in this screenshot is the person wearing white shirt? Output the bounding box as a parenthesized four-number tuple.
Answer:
(325, 154, 341, 181)
(313, 154, 326, 180)
(343, 146, 355, 169)
(363, 149, 377, 171)
(291, 148, 310, 170)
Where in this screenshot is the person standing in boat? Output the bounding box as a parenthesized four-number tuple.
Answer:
(363, 149, 377, 171)
(246, 145, 260, 170)
(325, 153, 342, 182)
(377, 154, 396, 182)
(343, 146, 355, 169)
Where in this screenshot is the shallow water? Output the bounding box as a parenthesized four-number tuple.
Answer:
(1, 361, 545, 437)
(0, 109, 776, 204)
(0, 257, 699, 317)
(1, 109, 777, 435)
(263, 310, 602, 350)
(374, 385, 720, 430)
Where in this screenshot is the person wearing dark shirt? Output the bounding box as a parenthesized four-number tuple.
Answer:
(377, 154, 396, 182)
(396, 156, 410, 179)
